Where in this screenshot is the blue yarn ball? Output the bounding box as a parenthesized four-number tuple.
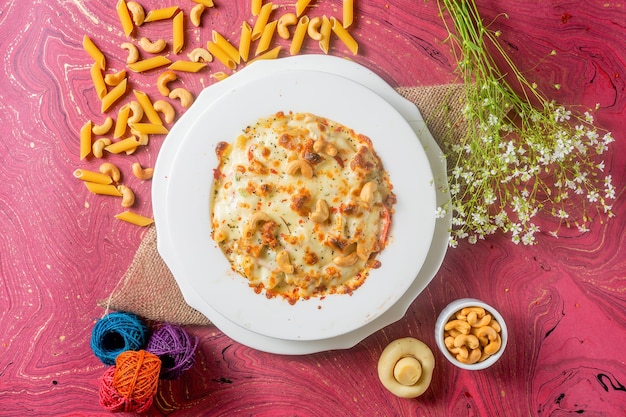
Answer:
(90, 311, 149, 365)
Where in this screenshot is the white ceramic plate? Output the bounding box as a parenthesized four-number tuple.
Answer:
(154, 55, 451, 353)
(154, 66, 436, 341)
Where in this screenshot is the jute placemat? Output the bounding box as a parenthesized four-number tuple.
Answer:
(99, 84, 465, 326)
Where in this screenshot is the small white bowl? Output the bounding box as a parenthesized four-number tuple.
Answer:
(435, 298, 508, 370)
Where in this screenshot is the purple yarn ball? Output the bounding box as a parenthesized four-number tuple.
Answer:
(146, 323, 198, 380)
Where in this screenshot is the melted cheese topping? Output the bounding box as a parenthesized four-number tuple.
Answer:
(211, 112, 395, 304)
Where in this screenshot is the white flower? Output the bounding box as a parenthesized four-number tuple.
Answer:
(448, 236, 458, 248)
(557, 209, 569, 219)
(587, 190, 599, 203)
(522, 232, 536, 245)
(435, 206, 447, 219)
(468, 235, 478, 244)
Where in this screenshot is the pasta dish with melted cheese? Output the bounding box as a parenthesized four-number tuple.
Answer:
(210, 111, 395, 304)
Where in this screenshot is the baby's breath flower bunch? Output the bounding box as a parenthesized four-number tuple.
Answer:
(436, 0, 615, 246)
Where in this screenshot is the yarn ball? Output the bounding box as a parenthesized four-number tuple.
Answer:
(113, 350, 162, 402)
(146, 323, 198, 380)
(91, 311, 149, 365)
(99, 366, 154, 414)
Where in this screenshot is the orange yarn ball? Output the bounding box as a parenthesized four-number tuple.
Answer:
(113, 350, 161, 401)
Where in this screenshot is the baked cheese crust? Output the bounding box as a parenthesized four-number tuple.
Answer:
(211, 112, 395, 304)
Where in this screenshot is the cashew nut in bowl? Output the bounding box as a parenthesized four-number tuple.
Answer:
(453, 334, 480, 350)
(457, 348, 481, 365)
(436, 299, 508, 369)
(377, 338, 435, 398)
(467, 312, 492, 327)
(444, 319, 471, 335)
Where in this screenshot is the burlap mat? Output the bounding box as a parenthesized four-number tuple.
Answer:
(99, 84, 465, 326)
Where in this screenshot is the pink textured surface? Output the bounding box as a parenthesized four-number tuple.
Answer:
(1, 1, 625, 415)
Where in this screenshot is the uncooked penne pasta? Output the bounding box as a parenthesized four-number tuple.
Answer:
(83, 35, 106, 70)
(128, 122, 169, 135)
(251, 0, 262, 16)
(133, 90, 163, 126)
(168, 60, 207, 72)
(211, 71, 229, 81)
(192, 0, 214, 7)
(319, 15, 332, 54)
(84, 181, 123, 197)
(239, 21, 252, 62)
(212, 31, 241, 64)
(116, 0, 134, 37)
(172, 11, 184, 54)
(73, 169, 113, 184)
(80, 121, 92, 160)
(249, 46, 281, 63)
(290, 16, 309, 55)
(255, 20, 277, 56)
(295, 0, 312, 17)
(331, 17, 358, 55)
(343, 0, 354, 28)
(251, 2, 273, 41)
(90, 63, 107, 99)
(101, 78, 128, 113)
(104, 136, 140, 154)
(127, 56, 172, 73)
(115, 211, 154, 226)
(144, 6, 179, 22)
(114, 105, 131, 139)
(207, 41, 236, 69)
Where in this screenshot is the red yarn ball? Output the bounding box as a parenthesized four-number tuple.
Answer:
(99, 367, 154, 413)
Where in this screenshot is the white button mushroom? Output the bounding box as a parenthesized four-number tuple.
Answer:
(377, 337, 435, 398)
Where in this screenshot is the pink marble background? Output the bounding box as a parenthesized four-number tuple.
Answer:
(0, 0, 624, 415)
